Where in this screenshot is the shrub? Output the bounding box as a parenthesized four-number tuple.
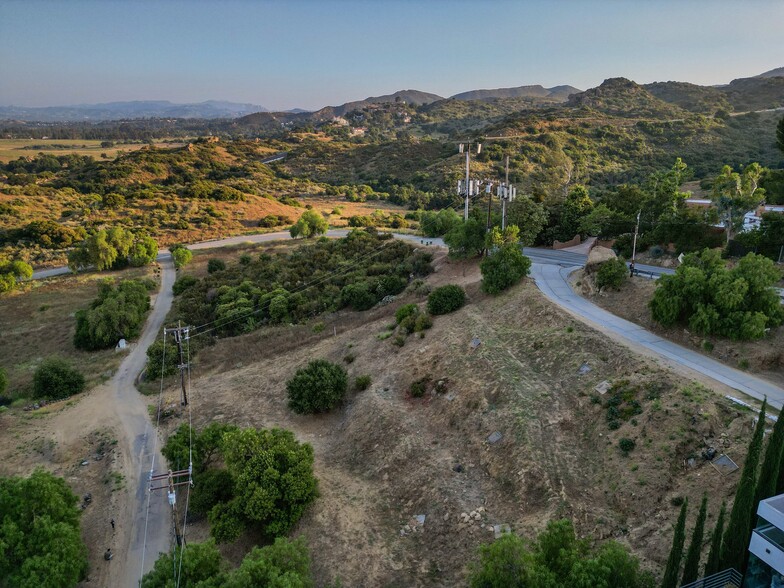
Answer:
(343, 353, 355, 364)
(286, 359, 348, 414)
(619, 438, 636, 454)
(480, 246, 532, 294)
(395, 303, 420, 324)
(258, 214, 281, 228)
(33, 357, 85, 400)
(427, 284, 466, 315)
(290, 210, 328, 239)
(0, 368, 7, 400)
(170, 244, 193, 269)
(410, 377, 430, 398)
(145, 340, 178, 378)
(312, 321, 325, 333)
(207, 258, 226, 274)
(414, 313, 433, 332)
(354, 375, 372, 391)
(341, 281, 377, 311)
(239, 253, 252, 266)
(172, 274, 198, 296)
(596, 257, 628, 290)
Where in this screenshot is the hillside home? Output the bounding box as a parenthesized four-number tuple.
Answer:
(744, 494, 784, 587)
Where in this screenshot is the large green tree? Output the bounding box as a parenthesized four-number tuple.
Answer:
(444, 217, 486, 258)
(721, 399, 767, 572)
(650, 249, 783, 340)
(480, 225, 532, 294)
(704, 501, 727, 577)
(505, 198, 548, 246)
(661, 499, 688, 588)
(682, 494, 708, 585)
(0, 469, 88, 588)
(73, 279, 151, 350)
(712, 163, 766, 243)
(290, 210, 328, 239)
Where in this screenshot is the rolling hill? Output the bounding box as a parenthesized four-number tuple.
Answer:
(450, 84, 581, 102)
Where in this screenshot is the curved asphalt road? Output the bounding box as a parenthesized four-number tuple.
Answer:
(531, 263, 784, 410)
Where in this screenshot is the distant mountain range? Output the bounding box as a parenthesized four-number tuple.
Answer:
(450, 84, 581, 102)
(0, 100, 269, 122)
(1, 68, 782, 123)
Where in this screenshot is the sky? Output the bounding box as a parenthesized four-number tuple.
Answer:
(1, 0, 782, 111)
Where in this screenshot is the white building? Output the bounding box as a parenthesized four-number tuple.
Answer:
(745, 494, 784, 587)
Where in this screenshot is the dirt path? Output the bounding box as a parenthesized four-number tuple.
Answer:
(108, 257, 176, 587)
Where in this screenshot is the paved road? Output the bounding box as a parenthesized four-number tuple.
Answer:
(111, 257, 175, 586)
(530, 263, 784, 410)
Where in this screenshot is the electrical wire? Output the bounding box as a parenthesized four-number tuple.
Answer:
(139, 328, 167, 585)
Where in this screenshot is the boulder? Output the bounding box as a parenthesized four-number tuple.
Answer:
(585, 246, 617, 272)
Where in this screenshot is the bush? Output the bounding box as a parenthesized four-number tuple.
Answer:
(290, 210, 328, 239)
(619, 438, 636, 454)
(480, 246, 532, 294)
(145, 339, 178, 378)
(596, 257, 628, 290)
(239, 253, 251, 265)
(170, 244, 193, 269)
(395, 303, 419, 324)
(414, 313, 433, 332)
(354, 375, 372, 391)
(410, 377, 430, 398)
(0, 368, 7, 399)
(172, 274, 198, 295)
(207, 258, 226, 274)
(427, 285, 466, 315)
(286, 359, 348, 414)
(33, 357, 85, 400)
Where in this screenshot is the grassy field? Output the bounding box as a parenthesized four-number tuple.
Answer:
(0, 138, 186, 163)
(0, 264, 159, 401)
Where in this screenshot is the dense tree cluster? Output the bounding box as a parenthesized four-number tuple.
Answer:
(0, 470, 88, 587)
(469, 519, 654, 587)
(142, 537, 313, 588)
(162, 424, 318, 543)
(650, 249, 783, 340)
(170, 230, 431, 338)
(67, 227, 158, 271)
(74, 278, 151, 350)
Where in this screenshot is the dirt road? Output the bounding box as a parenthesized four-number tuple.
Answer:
(109, 257, 175, 587)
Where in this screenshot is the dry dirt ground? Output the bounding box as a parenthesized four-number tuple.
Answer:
(144, 249, 760, 587)
(576, 270, 784, 388)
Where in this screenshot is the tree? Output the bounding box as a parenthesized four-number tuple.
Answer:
(649, 249, 783, 340)
(469, 519, 653, 588)
(67, 228, 158, 271)
(290, 210, 328, 239)
(33, 357, 85, 400)
(756, 402, 784, 502)
(444, 218, 486, 258)
(73, 279, 150, 350)
(777, 115, 784, 156)
(224, 537, 313, 588)
(171, 244, 193, 269)
(129, 235, 158, 267)
(215, 427, 319, 541)
(286, 359, 348, 414)
(0, 469, 88, 587)
(141, 540, 225, 588)
(427, 284, 466, 315)
(682, 494, 708, 585)
(0, 259, 33, 294)
(721, 398, 767, 572)
(480, 225, 532, 295)
(420, 208, 462, 238)
(712, 163, 766, 243)
(661, 499, 688, 588)
(704, 501, 727, 577)
(505, 198, 548, 246)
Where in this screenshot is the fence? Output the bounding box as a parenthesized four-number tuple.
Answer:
(680, 568, 742, 588)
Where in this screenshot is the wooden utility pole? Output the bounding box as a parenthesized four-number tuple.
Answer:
(150, 468, 192, 547)
(165, 323, 191, 406)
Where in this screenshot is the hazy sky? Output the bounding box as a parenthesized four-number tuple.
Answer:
(1, 0, 782, 110)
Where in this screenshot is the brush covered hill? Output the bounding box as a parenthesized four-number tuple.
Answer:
(450, 84, 581, 102)
(644, 81, 733, 114)
(566, 78, 689, 119)
(721, 75, 784, 111)
(160, 247, 756, 586)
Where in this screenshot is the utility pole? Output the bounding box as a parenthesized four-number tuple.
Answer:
(457, 142, 482, 221)
(165, 322, 191, 406)
(630, 209, 641, 277)
(496, 156, 516, 231)
(150, 467, 192, 547)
